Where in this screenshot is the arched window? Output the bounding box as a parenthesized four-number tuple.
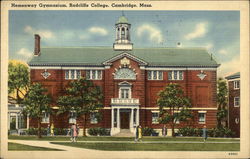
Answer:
(121, 27, 125, 39)
(114, 68, 136, 80)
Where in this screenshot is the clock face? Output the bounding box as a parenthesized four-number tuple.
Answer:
(114, 68, 136, 80)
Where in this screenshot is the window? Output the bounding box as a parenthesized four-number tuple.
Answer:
(114, 68, 136, 80)
(235, 118, 240, 124)
(69, 111, 76, 123)
(152, 112, 159, 124)
(90, 113, 98, 124)
(86, 70, 102, 80)
(234, 80, 240, 89)
(121, 27, 125, 39)
(234, 97, 240, 107)
(168, 71, 184, 80)
(198, 113, 206, 124)
(42, 111, 49, 123)
(65, 70, 81, 80)
(121, 89, 129, 99)
(148, 71, 163, 80)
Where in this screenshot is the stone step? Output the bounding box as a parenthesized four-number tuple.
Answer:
(113, 129, 135, 137)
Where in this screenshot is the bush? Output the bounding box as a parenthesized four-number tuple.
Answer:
(208, 127, 235, 137)
(54, 128, 68, 135)
(178, 127, 202, 136)
(178, 127, 235, 137)
(26, 127, 47, 136)
(142, 127, 156, 136)
(88, 127, 110, 136)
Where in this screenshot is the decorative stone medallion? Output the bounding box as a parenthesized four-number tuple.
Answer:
(41, 69, 51, 79)
(197, 71, 207, 80)
(120, 57, 130, 67)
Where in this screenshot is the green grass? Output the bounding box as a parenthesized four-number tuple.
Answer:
(50, 142, 240, 151)
(8, 135, 240, 142)
(8, 142, 63, 151)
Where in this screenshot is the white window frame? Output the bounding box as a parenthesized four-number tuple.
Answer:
(168, 71, 184, 80)
(152, 112, 159, 124)
(119, 86, 131, 99)
(234, 80, 240, 90)
(41, 111, 50, 123)
(234, 97, 240, 107)
(65, 70, 81, 80)
(90, 112, 98, 124)
(86, 70, 102, 80)
(148, 71, 163, 80)
(198, 112, 206, 124)
(69, 111, 77, 124)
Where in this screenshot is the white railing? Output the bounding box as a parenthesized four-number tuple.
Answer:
(111, 98, 139, 105)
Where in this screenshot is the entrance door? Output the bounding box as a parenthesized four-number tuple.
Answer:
(120, 112, 130, 129)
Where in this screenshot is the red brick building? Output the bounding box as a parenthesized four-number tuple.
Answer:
(28, 16, 220, 136)
(225, 72, 240, 137)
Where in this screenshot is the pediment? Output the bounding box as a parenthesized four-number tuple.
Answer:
(102, 52, 148, 66)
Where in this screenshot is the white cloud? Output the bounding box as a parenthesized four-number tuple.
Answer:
(218, 49, 228, 55)
(17, 48, 33, 59)
(88, 27, 108, 36)
(24, 25, 55, 39)
(205, 43, 213, 50)
(218, 55, 240, 78)
(137, 24, 163, 44)
(185, 22, 208, 40)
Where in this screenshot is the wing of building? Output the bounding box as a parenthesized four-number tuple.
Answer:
(28, 15, 220, 136)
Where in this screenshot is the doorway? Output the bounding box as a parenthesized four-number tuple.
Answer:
(120, 112, 130, 129)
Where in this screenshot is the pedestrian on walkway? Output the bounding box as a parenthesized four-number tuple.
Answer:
(138, 125, 142, 142)
(47, 124, 50, 136)
(135, 125, 139, 142)
(71, 123, 78, 142)
(162, 125, 166, 137)
(202, 125, 207, 143)
(50, 123, 54, 136)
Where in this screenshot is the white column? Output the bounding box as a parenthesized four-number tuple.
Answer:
(111, 108, 114, 129)
(26, 115, 29, 129)
(16, 113, 19, 129)
(136, 108, 139, 126)
(117, 108, 120, 129)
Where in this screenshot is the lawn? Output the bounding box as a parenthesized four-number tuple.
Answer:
(50, 142, 240, 151)
(8, 142, 63, 151)
(8, 135, 240, 142)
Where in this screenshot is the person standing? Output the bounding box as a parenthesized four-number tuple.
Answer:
(162, 125, 166, 137)
(47, 124, 50, 136)
(138, 126, 142, 142)
(50, 123, 54, 136)
(72, 123, 78, 142)
(202, 125, 207, 143)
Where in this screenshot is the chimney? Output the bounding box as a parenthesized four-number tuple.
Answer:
(34, 34, 41, 56)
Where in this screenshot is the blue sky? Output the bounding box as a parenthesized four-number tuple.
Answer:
(9, 10, 240, 77)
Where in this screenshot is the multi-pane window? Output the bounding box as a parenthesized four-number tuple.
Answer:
(121, 89, 129, 99)
(69, 111, 76, 123)
(65, 70, 81, 80)
(168, 71, 184, 80)
(198, 113, 206, 123)
(86, 70, 102, 80)
(152, 112, 159, 124)
(234, 80, 240, 89)
(234, 97, 240, 107)
(90, 113, 98, 124)
(148, 71, 163, 80)
(42, 111, 49, 123)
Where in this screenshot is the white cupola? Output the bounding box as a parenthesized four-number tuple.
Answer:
(113, 15, 133, 51)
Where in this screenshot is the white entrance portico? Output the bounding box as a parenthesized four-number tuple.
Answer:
(110, 98, 140, 136)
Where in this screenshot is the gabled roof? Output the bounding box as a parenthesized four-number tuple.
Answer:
(225, 72, 240, 80)
(28, 47, 220, 67)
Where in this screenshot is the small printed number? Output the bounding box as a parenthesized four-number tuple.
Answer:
(228, 153, 238, 155)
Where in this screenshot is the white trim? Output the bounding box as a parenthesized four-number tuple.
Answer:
(145, 67, 217, 71)
(198, 112, 206, 124)
(140, 107, 217, 110)
(234, 97, 240, 107)
(227, 78, 240, 82)
(30, 66, 105, 70)
(198, 110, 207, 113)
(233, 80, 240, 90)
(151, 110, 160, 113)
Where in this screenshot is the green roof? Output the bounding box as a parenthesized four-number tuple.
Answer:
(116, 16, 129, 24)
(225, 72, 240, 80)
(28, 47, 220, 67)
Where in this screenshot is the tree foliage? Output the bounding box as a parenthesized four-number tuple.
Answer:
(22, 83, 51, 138)
(157, 83, 192, 137)
(8, 61, 30, 104)
(57, 77, 103, 136)
(217, 78, 228, 128)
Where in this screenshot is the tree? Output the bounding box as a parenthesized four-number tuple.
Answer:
(8, 60, 29, 104)
(217, 78, 228, 128)
(157, 83, 192, 137)
(57, 78, 103, 136)
(22, 83, 51, 138)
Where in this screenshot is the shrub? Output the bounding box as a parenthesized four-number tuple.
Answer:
(54, 128, 68, 135)
(26, 127, 47, 136)
(208, 127, 235, 137)
(178, 127, 203, 136)
(88, 127, 110, 136)
(142, 127, 156, 136)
